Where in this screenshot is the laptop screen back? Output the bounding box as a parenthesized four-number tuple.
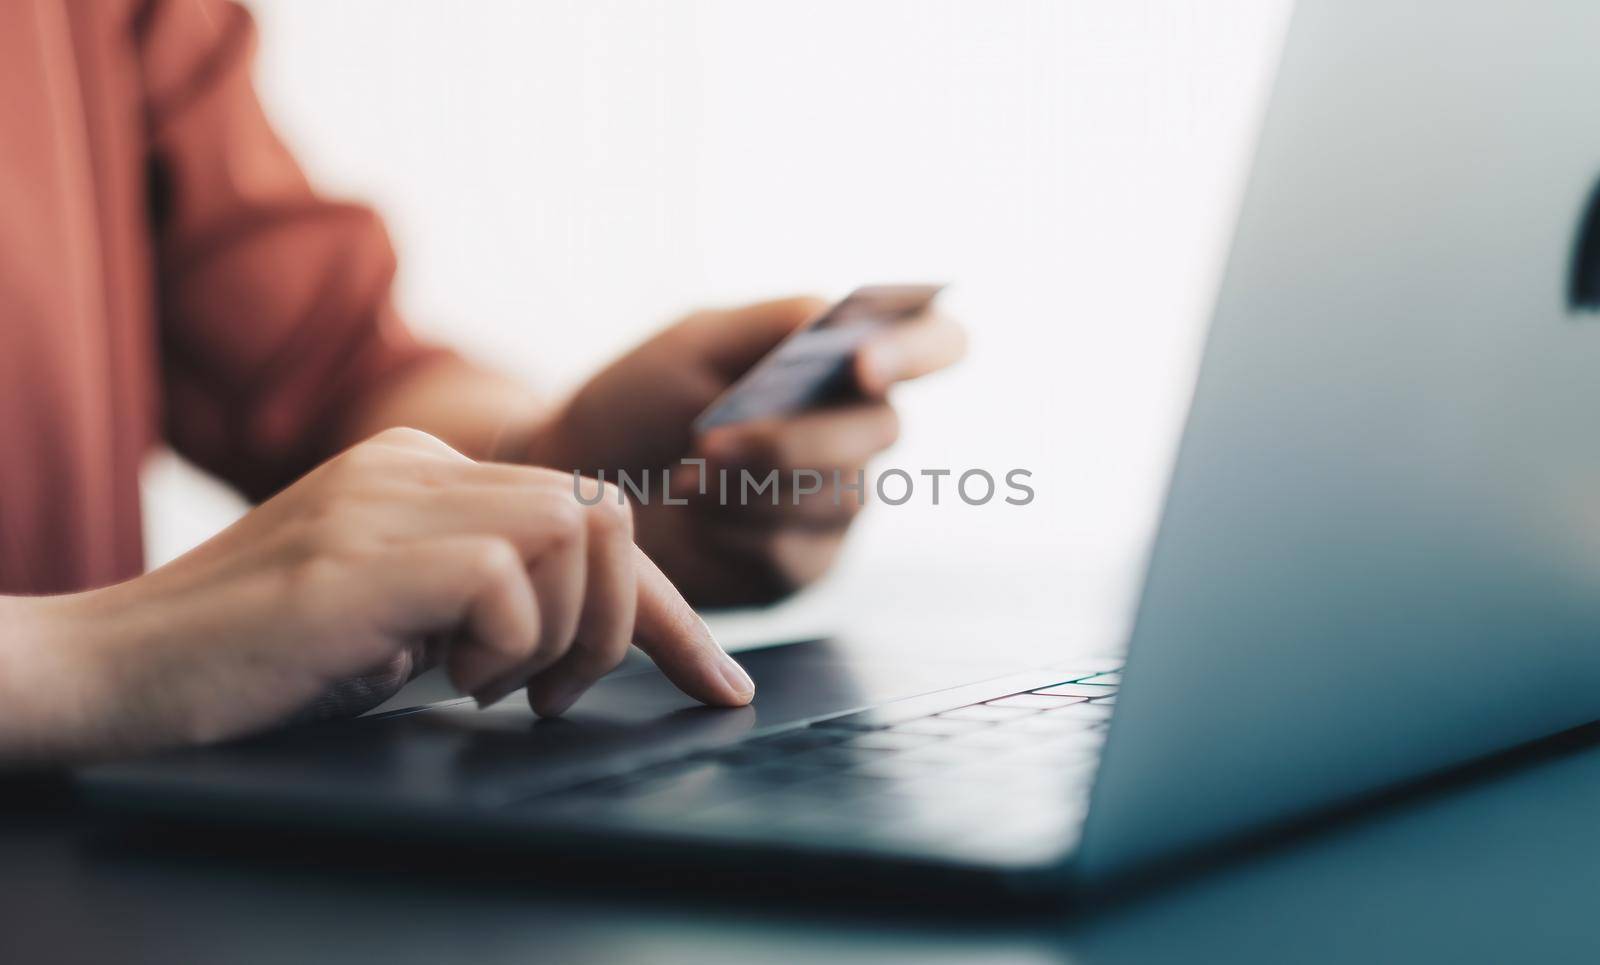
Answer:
(1080, 0, 1600, 880)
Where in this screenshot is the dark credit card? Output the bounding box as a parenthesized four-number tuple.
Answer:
(693, 283, 945, 433)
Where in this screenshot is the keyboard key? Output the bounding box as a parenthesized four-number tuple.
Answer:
(937, 704, 1039, 723)
(1083, 672, 1122, 685)
(985, 694, 1088, 710)
(1031, 683, 1116, 699)
(1090, 695, 1117, 705)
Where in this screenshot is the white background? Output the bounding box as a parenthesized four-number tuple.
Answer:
(143, 0, 1290, 645)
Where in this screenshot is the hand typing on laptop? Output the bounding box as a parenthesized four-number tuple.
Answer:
(2, 428, 751, 762)
(0, 292, 961, 765)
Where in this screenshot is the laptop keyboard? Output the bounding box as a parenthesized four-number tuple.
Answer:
(515, 663, 1123, 861)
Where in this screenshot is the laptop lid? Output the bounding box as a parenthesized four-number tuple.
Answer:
(1078, 0, 1600, 881)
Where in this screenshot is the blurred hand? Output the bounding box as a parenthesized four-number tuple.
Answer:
(3, 428, 753, 763)
(527, 297, 966, 605)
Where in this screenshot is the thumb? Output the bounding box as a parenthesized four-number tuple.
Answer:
(354, 536, 542, 699)
(691, 295, 827, 379)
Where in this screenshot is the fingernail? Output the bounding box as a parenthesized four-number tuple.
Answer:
(717, 654, 756, 702)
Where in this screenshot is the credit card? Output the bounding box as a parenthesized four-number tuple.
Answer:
(693, 284, 945, 433)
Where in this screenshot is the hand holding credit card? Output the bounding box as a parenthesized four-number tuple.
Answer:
(693, 284, 946, 433)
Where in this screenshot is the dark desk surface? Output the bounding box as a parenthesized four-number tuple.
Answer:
(9, 719, 1600, 963)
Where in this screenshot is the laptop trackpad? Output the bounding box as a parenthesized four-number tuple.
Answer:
(461, 636, 994, 727)
(374, 636, 1011, 801)
(87, 638, 1021, 812)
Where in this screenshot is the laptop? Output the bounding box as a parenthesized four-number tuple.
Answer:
(80, 0, 1600, 895)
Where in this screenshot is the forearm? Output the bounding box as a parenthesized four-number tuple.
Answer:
(334, 356, 558, 464)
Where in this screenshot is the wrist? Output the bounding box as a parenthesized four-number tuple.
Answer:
(501, 402, 581, 471)
(0, 591, 117, 765)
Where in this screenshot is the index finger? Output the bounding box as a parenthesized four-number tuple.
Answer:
(630, 549, 755, 707)
(854, 311, 968, 397)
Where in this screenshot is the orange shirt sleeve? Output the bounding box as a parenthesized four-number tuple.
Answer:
(135, 0, 455, 500)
